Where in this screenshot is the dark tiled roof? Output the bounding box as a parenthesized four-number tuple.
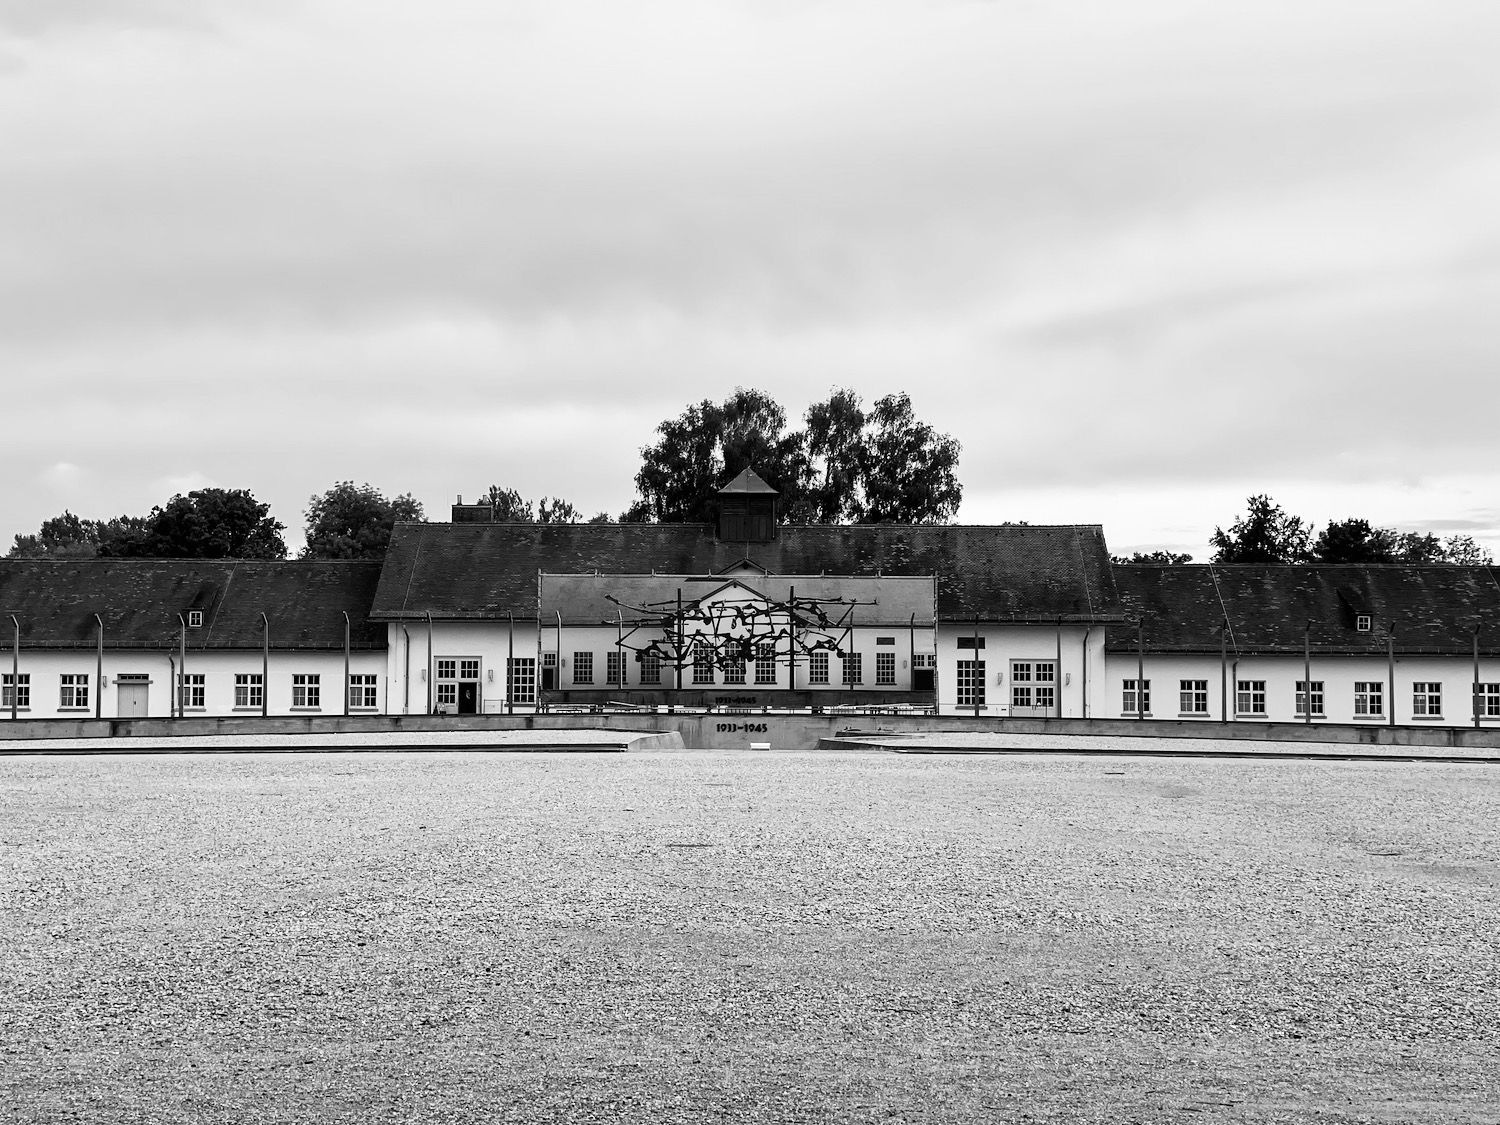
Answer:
(371, 522, 1122, 623)
(1112, 564, 1500, 655)
(717, 468, 778, 495)
(0, 560, 386, 650)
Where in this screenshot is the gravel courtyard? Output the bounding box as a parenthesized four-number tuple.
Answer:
(2, 750, 1497, 1124)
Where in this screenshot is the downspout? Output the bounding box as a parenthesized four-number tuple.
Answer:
(426, 611, 434, 715)
(1303, 620, 1312, 724)
(909, 612, 916, 699)
(972, 613, 980, 718)
(94, 614, 104, 720)
(1220, 619, 1228, 724)
(1387, 624, 1396, 728)
(1474, 623, 1482, 730)
(177, 613, 188, 719)
(402, 626, 411, 714)
(342, 611, 351, 717)
(555, 610, 563, 704)
(10, 614, 20, 721)
(168, 655, 176, 719)
(616, 608, 623, 696)
(508, 611, 516, 714)
(1136, 619, 1145, 720)
(1081, 625, 1090, 720)
(1054, 617, 1062, 719)
(261, 613, 270, 718)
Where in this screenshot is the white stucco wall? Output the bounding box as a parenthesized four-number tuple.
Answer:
(935, 624, 1103, 717)
(1, 649, 386, 719)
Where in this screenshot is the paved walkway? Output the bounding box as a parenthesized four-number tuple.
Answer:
(0, 729, 682, 754)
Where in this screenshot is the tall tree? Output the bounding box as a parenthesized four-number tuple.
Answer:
(859, 392, 963, 523)
(1112, 550, 1194, 565)
(303, 482, 424, 559)
(8, 511, 102, 558)
(1439, 534, 1494, 565)
(537, 497, 580, 524)
(96, 488, 287, 559)
(480, 486, 534, 522)
(1210, 496, 1313, 564)
(629, 387, 961, 525)
(1310, 518, 1399, 564)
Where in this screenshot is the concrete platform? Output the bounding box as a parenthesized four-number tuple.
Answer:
(0, 729, 685, 755)
(819, 729, 1500, 762)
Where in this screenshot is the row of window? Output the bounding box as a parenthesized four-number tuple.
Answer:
(0, 673, 378, 711)
(955, 660, 1059, 709)
(563, 647, 909, 686)
(1120, 679, 1500, 718)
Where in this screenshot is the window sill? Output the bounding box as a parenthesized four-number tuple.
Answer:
(2, 708, 32, 713)
(59, 707, 91, 713)
(1120, 713, 1153, 719)
(1293, 715, 1327, 721)
(290, 706, 321, 713)
(350, 707, 379, 713)
(1351, 715, 1386, 721)
(1411, 715, 1445, 722)
(232, 706, 263, 712)
(1177, 712, 1210, 718)
(1235, 713, 1268, 718)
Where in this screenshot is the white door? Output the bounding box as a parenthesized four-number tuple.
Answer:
(118, 682, 149, 717)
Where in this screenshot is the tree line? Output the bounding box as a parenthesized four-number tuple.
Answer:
(1114, 495, 1493, 566)
(6, 388, 964, 560)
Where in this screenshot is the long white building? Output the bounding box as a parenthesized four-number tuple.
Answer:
(3, 470, 1497, 727)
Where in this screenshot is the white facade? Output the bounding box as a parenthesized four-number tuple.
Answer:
(1098, 651, 1500, 727)
(2, 649, 387, 719)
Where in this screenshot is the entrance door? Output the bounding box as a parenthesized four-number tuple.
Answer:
(118, 682, 149, 717)
(458, 681, 478, 714)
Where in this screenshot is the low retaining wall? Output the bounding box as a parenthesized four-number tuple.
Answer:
(4, 712, 1500, 752)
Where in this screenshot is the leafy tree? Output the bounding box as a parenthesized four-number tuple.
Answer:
(303, 482, 424, 559)
(1210, 495, 1313, 564)
(537, 497, 580, 524)
(9, 511, 102, 558)
(1439, 534, 1493, 565)
(630, 389, 812, 523)
(1310, 518, 1399, 564)
(480, 486, 534, 522)
(96, 488, 286, 559)
(588, 511, 613, 524)
(860, 392, 963, 523)
(1112, 550, 1194, 565)
(628, 387, 961, 525)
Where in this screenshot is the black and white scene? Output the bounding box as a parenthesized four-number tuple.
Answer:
(2, 1, 1498, 1121)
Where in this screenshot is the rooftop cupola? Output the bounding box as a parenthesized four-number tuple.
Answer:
(717, 467, 778, 542)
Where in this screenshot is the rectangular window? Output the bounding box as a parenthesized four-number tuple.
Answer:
(1295, 680, 1325, 717)
(842, 652, 863, 685)
(606, 651, 625, 686)
(956, 659, 986, 708)
(876, 651, 896, 685)
(436, 658, 456, 681)
(1011, 661, 1032, 708)
(2, 673, 31, 709)
(572, 652, 594, 685)
(1413, 682, 1442, 716)
(957, 636, 985, 649)
(1481, 683, 1500, 717)
(1236, 680, 1266, 715)
(436, 681, 457, 706)
(507, 658, 537, 704)
(912, 654, 935, 669)
(1035, 683, 1055, 710)
(723, 652, 746, 684)
(234, 673, 263, 709)
(459, 659, 480, 681)
(1356, 615, 1372, 633)
(177, 673, 204, 709)
(188, 609, 203, 628)
(292, 673, 321, 709)
(1180, 679, 1209, 714)
(348, 674, 378, 709)
(755, 643, 777, 685)
(692, 641, 714, 686)
(1123, 678, 1150, 715)
(59, 673, 90, 709)
(808, 651, 830, 685)
(639, 653, 660, 685)
(1355, 681, 1384, 716)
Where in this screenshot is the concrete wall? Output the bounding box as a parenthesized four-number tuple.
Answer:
(6, 710, 1500, 753)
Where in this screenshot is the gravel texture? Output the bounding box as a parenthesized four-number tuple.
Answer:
(2, 751, 1497, 1123)
(0, 729, 662, 754)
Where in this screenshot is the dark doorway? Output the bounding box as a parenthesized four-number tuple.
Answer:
(912, 668, 935, 692)
(458, 682, 478, 714)
(541, 666, 558, 691)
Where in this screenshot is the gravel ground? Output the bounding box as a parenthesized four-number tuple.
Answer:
(1, 751, 1497, 1124)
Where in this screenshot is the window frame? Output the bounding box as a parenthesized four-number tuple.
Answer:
(808, 651, 830, 685)
(1412, 681, 1442, 717)
(572, 651, 594, 686)
(875, 651, 896, 686)
(956, 658, 986, 708)
(841, 651, 863, 685)
(1122, 678, 1150, 716)
(348, 674, 378, 710)
(692, 640, 714, 686)
(755, 643, 777, 686)
(1179, 679, 1209, 714)
(1294, 679, 1325, 717)
(292, 672, 321, 709)
(1236, 679, 1267, 715)
(234, 673, 264, 709)
(507, 657, 537, 705)
(2, 673, 32, 710)
(606, 651, 626, 687)
(1354, 680, 1384, 717)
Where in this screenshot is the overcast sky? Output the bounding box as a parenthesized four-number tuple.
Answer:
(2, 0, 1497, 558)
